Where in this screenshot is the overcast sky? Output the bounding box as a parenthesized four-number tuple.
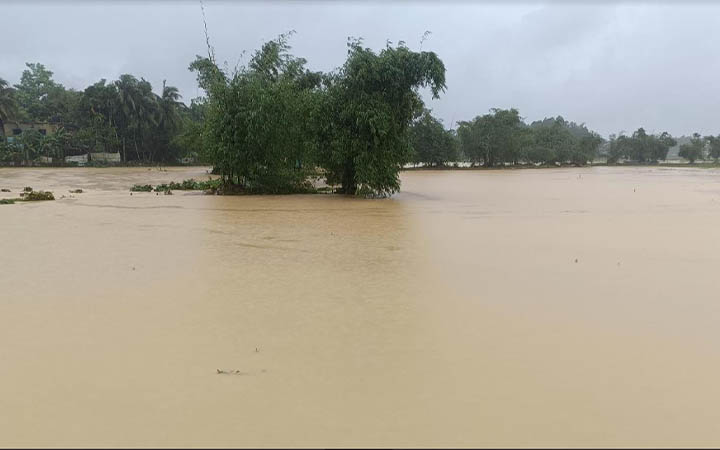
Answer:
(2, 1, 719, 137)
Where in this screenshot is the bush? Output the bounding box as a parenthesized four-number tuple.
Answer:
(23, 191, 55, 201)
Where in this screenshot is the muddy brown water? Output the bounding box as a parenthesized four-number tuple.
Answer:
(2, 166, 720, 447)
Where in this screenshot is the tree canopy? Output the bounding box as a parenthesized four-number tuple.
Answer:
(192, 36, 446, 196)
(1, 62, 199, 164)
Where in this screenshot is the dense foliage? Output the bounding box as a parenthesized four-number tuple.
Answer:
(678, 133, 704, 163)
(193, 36, 446, 196)
(457, 111, 603, 167)
(316, 40, 446, 196)
(190, 34, 322, 193)
(409, 109, 458, 167)
(607, 128, 677, 163)
(0, 63, 201, 164)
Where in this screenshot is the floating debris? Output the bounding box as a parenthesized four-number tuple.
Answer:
(0, 188, 10, 192)
(216, 369, 249, 376)
(69, 189, 83, 194)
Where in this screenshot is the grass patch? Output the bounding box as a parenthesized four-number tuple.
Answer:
(0, 198, 16, 205)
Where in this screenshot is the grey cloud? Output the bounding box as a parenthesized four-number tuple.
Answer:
(1, 1, 719, 137)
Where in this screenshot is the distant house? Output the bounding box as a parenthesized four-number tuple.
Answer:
(0, 121, 60, 143)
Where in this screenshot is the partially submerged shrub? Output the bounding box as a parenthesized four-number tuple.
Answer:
(69, 189, 83, 194)
(0, 188, 10, 192)
(130, 184, 153, 192)
(23, 190, 55, 201)
(23, 186, 33, 192)
(0, 198, 15, 205)
(131, 179, 223, 194)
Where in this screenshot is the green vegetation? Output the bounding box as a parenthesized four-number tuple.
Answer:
(3, 30, 719, 197)
(679, 133, 704, 164)
(130, 184, 153, 192)
(1, 187, 55, 204)
(191, 34, 445, 197)
(130, 178, 222, 193)
(23, 190, 54, 201)
(409, 109, 458, 167)
(607, 128, 677, 164)
(0, 64, 202, 165)
(457, 111, 604, 167)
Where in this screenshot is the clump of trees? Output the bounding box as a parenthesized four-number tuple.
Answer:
(607, 128, 677, 163)
(192, 35, 446, 196)
(0, 63, 202, 164)
(456, 110, 604, 167)
(678, 133, 704, 163)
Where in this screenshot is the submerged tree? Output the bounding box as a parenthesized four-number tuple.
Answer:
(192, 35, 446, 196)
(317, 39, 446, 196)
(191, 33, 322, 193)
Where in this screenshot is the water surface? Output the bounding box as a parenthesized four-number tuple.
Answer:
(2, 166, 720, 447)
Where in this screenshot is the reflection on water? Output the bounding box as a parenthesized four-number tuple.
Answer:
(2, 166, 720, 446)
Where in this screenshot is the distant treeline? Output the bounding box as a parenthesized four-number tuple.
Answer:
(0, 64, 202, 164)
(411, 109, 720, 169)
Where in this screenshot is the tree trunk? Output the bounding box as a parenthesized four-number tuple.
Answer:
(341, 165, 357, 195)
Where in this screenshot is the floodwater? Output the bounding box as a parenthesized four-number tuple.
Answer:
(2, 166, 720, 447)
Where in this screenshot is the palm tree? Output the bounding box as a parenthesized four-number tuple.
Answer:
(159, 80, 182, 130)
(152, 80, 183, 162)
(114, 75, 159, 161)
(0, 78, 19, 141)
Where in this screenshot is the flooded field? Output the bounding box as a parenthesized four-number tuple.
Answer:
(3, 166, 720, 447)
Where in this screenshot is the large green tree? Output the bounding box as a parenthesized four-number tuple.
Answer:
(317, 40, 446, 196)
(14, 63, 59, 121)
